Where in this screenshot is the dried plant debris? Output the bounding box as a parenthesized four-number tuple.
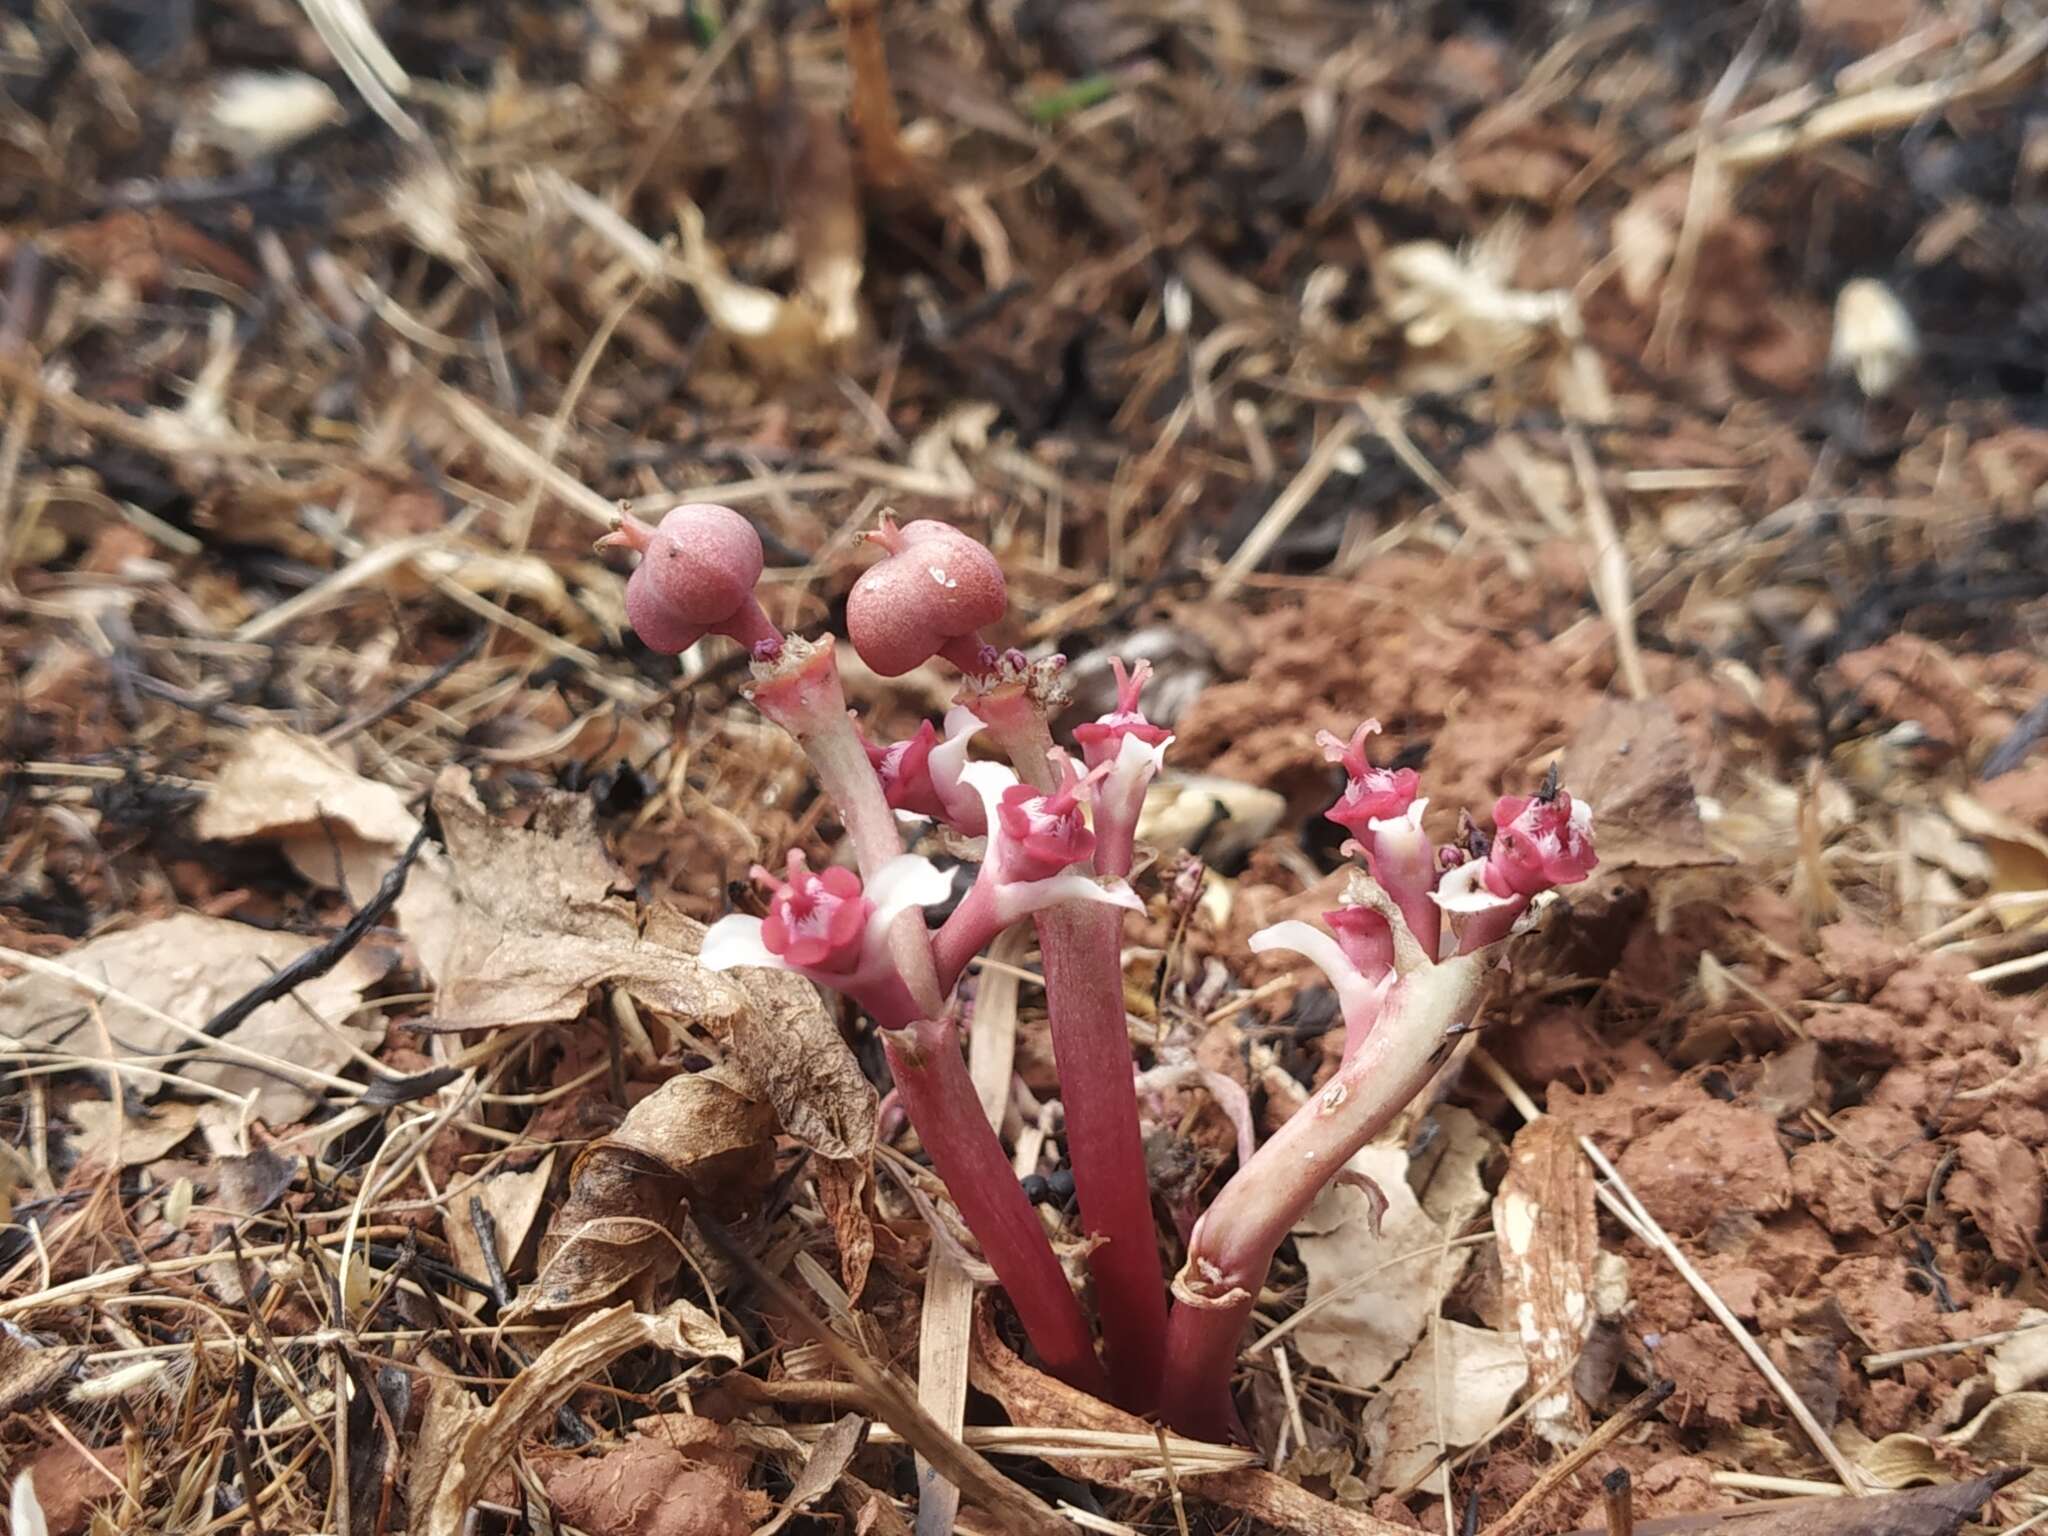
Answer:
(5, 0, 2048, 1529)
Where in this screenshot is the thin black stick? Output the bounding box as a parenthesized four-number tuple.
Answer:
(200, 823, 431, 1040)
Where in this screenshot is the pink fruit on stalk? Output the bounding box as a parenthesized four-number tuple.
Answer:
(601, 503, 780, 655)
(846, 517, 1006, 677)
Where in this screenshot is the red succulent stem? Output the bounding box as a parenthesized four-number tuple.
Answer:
(750, 637, 943, 1015)
(1159, 954, 1487, 1441)
(1034, 900, 1169, 1410)
(884, 1016, 1111, 1399)
(932, 878, 1003, 994)
(718, 595, 785, 653)
(980, 696, 1168, 1412)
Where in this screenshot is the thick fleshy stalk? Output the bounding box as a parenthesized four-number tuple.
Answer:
(965, 695, 1169, 1412)
(1161, 953, 1487, 1440)
(885, 1014, 1111, 1398)
(1035, 899, 1170, 1408)
(748, 636, 943, 1014)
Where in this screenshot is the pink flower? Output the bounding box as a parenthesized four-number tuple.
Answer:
(701, 852, 956, 1027)
(1317, 721, 1420, 841)
(1324, 904, 1394, 981)
(866, 720, 945, 820)
(995, 752, 1103, 879)
(755, 851, 870, 972)
(1483, 790, 1598, 898)
(862, 708, 990, 835)
(1073, 659, 1172, 770)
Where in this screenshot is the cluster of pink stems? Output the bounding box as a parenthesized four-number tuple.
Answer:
(603, 504, 1597, 1441)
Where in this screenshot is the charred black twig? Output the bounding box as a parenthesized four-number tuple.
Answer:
(323, 629, 488, 745)
(199, 823, 431, 1042)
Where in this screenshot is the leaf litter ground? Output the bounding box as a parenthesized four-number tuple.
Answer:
(3, 1, 2048, 1533)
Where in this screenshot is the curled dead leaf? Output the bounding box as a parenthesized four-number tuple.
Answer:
(421, 1301, 742, 1536)
(512, 1064, 773, 1319)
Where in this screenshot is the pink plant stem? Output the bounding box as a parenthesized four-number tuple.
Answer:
(982, 698, 1169, 1412)
(884, 1016, 1111, 1399)
(1160, 955, 1487, 1441)
(932, 879, 1003, 994)
(1034, 900, 1169, 1409)
(752, 639, 1104, 1390)
(751, 637, 942, 1013)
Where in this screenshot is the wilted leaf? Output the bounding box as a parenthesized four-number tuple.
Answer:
(216, 1144, 299, 1216)
(432, 766, 875, 1158)
(1493, 1117, 1597, 1447)
(512, 1064, 773, 1319)
(1294, 1112, 1492, 1392)
(537, 1428, 771, 1536)
(422, 1301, 745, 1536)
(1363, 1321, 1528, 1495)
(1950, 1390, 2048, 1460)
(445, 1153, 555, 1307)
(815, 1156, 875, 1300)
(1944, 790, 2048, 930)
(433, 767, 742, 1025)
(197, 727, 460, 979)
(752, 1414, 866, 1536)
(724, 968, 876, 1165)
(66, 1099, 201, 1169)
(196, 727, 418, 882)
(1989, 1311, 2048, 1394)
(1559, 698, 1729, 874)
(1, 914, 388, 1122)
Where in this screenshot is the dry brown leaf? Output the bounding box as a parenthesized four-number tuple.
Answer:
(1559, 697, 1729, 874)
(1, 913, 388, 1122)
(724, 967, 877, 1165)
(1950, 1389, 2048, 1461)
(0, 1331, 79, 1417)
(1944, 790, 2048, 930)
(752, 1414, 866, 1536)
(512, 1063, 773, 1318)
(197, 727, 460, 977)
(1494, 1116, 1598, 1447)
(815, 1156, 876, 1300)
(444, 1153, 555, 1307)
(1989, 1311, 2048, 1394)
(433, 765, 876, 1157)
(422, 1301, 742, 1536)
(1294, 1111, 1492, 1391)
(66, 1099, 201, 1169)
(1363, 1320, 1528, 1495)
(195, 726, 418, 883)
